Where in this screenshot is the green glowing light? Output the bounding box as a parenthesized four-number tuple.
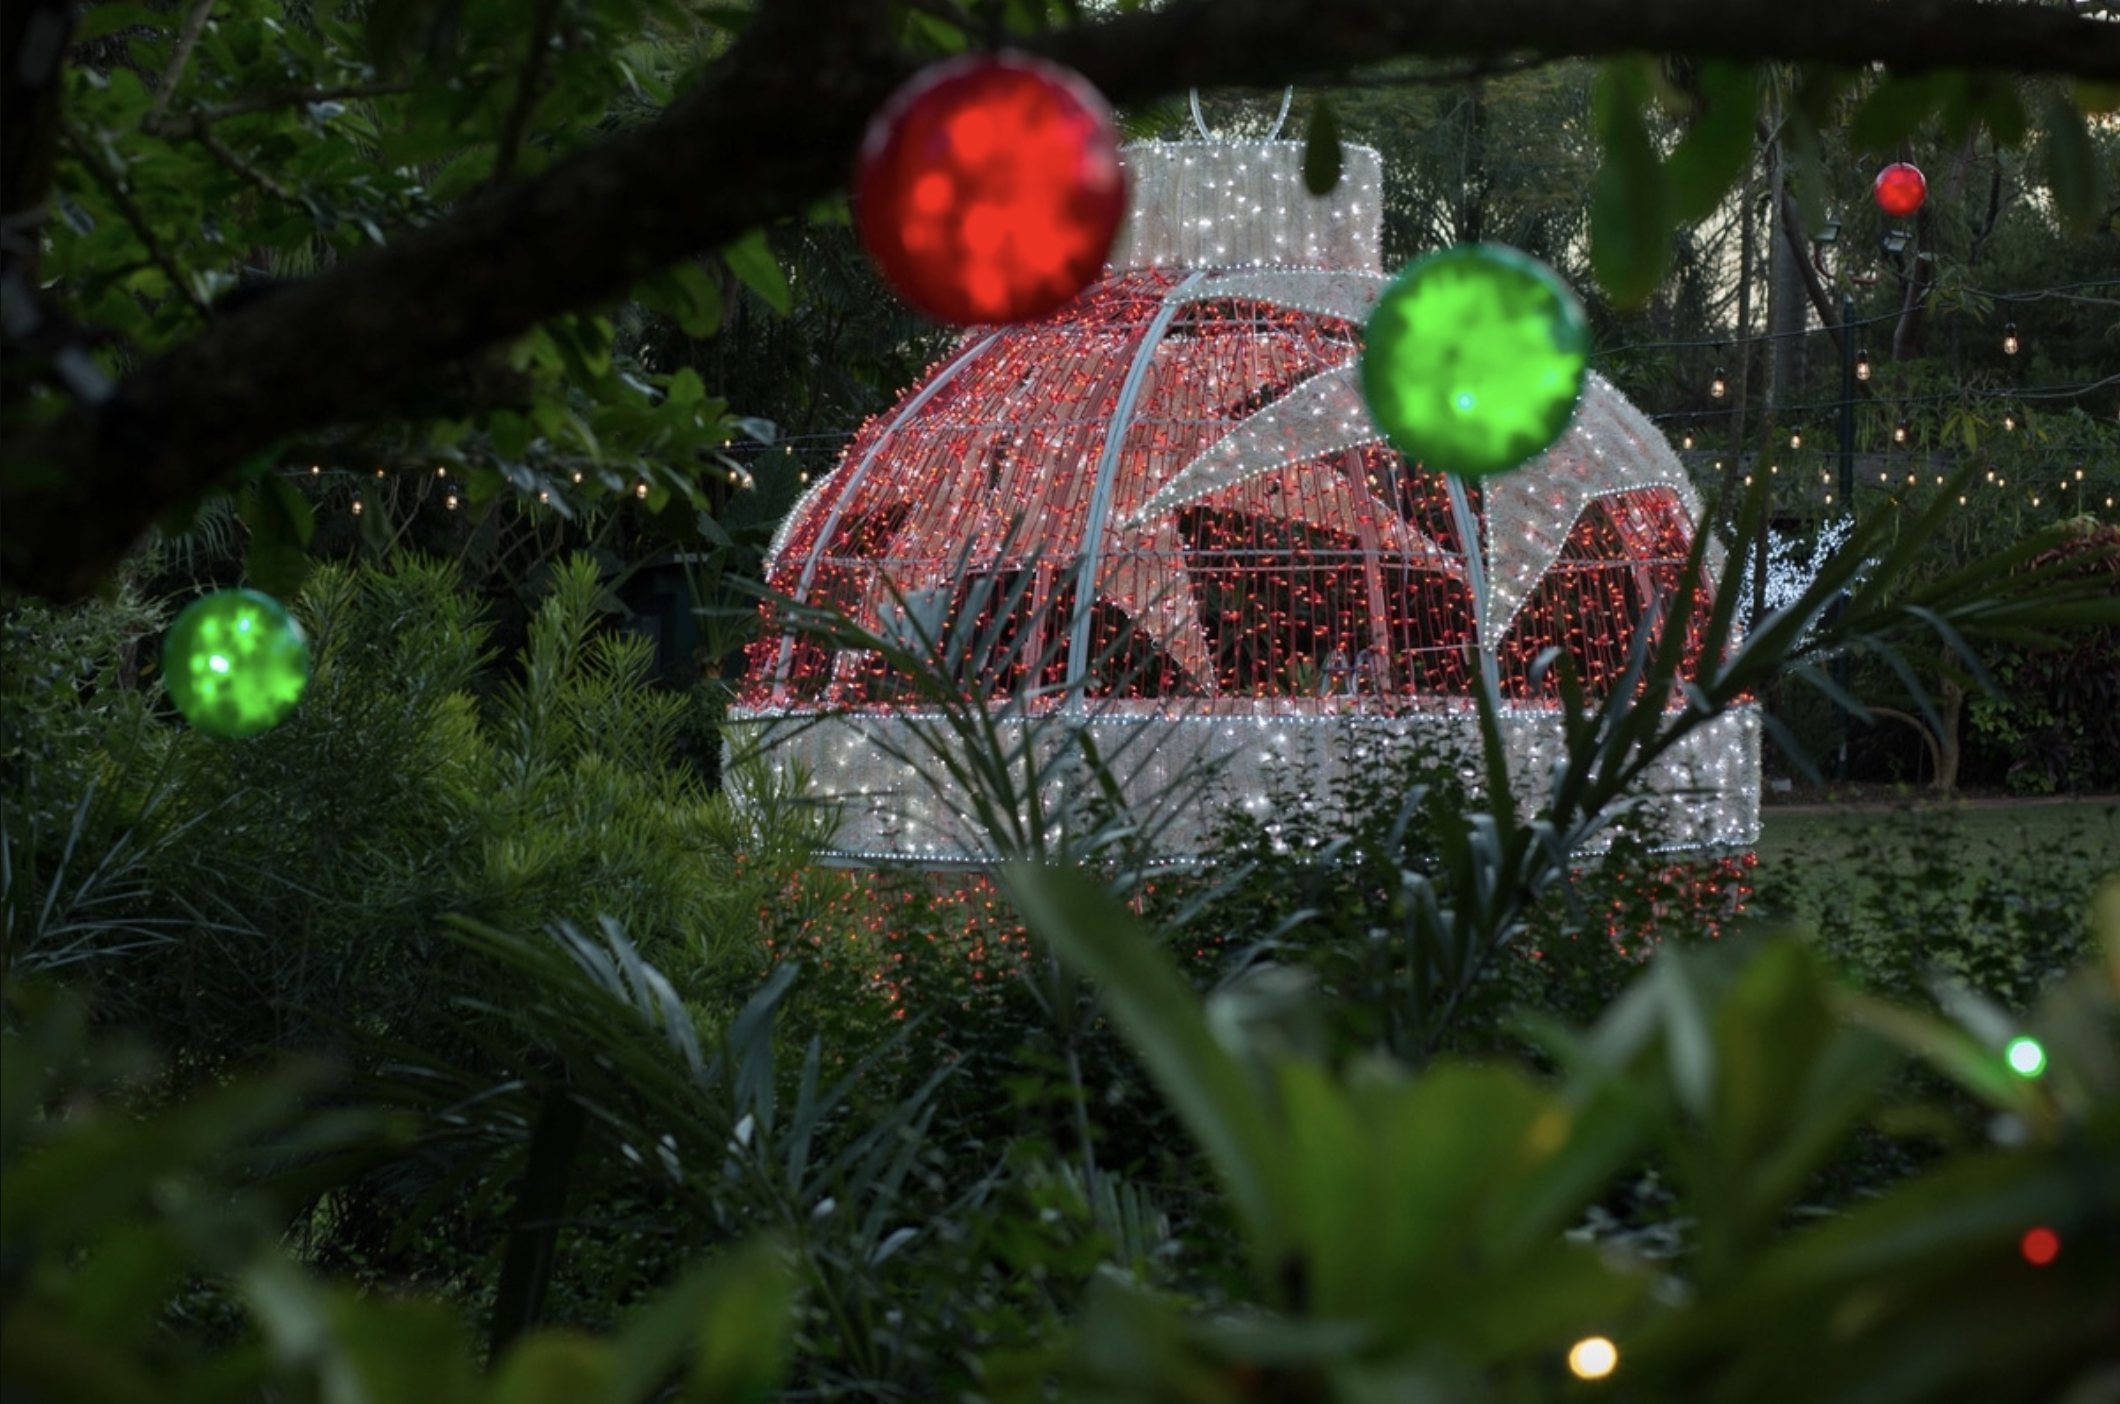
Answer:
(1359, 242, 1589, 479)
(162, 589, 311, 739)
(2005, 1036, 2047, 1078)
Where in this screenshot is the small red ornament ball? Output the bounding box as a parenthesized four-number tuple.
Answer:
(1873, 162, 1927, 218)
(855, 53, 1125, 326)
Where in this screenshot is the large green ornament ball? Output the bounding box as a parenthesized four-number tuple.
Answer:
(1359, 243, 1590, 478)
(162, 589, 311, 739)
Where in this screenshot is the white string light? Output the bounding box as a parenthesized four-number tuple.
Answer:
(730, 140, 1760, 864)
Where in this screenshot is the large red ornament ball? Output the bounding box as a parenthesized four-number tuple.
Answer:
(1873, 162, 1927, 218)
(854, 53, 1126, 326)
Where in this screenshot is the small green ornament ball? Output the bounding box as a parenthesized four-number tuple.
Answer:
(1359, 243, 1590, 478)
(162, 589, 311, 739)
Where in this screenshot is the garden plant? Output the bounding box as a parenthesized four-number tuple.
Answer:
(5, 2, 2120, 1402)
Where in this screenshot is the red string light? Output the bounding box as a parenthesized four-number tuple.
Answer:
(743, 271, 1717, 711)
(2020, 1226, 2061, 1267)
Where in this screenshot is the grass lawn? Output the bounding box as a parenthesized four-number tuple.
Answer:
(1750, 795, 2120, 923)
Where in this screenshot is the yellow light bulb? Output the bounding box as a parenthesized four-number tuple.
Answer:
(1569, 1336, 1619, 1380)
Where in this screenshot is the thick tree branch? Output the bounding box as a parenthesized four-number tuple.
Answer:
(6, 0, 2120, 600)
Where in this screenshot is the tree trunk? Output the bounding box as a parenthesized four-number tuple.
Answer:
(1937, 673, 1963, 793)
(1764, 143, 1808, 418)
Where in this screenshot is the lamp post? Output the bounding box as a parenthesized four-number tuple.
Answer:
(1834, 288, 1856, 781)
(1814, 218, 1862, 784)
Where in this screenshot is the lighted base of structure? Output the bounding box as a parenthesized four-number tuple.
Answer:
(726, 700, 1761, 867)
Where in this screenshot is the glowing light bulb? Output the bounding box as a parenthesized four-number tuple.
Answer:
(2002, 321, 2019, 355)
(635, 481, 649, 499)
(1855, 350, 1871, 382)
(1359, 243, 1589, 478)
(351, 499, 364, 515)
(161, 589, 311, 739)
(855, 53, 1125, 325)
(1710, 366, 1728, 399)
(1568, 1336, 1619, 1380)
(2020, 1227, 2060, 1266)
(1789, 430, 1802, 449)
(1681, 432, 1694, 450)
(2006, 1037, 2046, 1077)
(1873, 162, 1927, 217)
(1893, 421, 1909, 445)
(2004, 414, 2016, 432)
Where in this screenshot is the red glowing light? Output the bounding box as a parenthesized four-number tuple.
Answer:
(854, 53, 1126, 326)
(2020, 1227, 2060, 1266)
(1873, 162, 1927, 218)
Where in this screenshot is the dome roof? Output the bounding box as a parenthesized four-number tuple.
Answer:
(732, 143, 1760, 865)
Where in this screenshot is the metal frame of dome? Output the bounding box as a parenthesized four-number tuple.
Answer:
(728, 141, 1760, 866)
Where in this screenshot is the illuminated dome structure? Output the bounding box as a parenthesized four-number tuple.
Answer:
(731, 141, 1760, 864)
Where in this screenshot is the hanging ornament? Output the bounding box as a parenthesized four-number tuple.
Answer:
(853, 52, 1126, 326)
(161, 589, 311, 739)
(1872, 162, 1927, 218)
(1359, 243, 1589, 478)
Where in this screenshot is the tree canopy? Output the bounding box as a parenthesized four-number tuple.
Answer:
(3, 0, 2117, 600)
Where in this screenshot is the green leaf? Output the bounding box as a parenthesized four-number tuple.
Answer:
(675, 1242, 794, 1404)
(73, 3, 164, 42)
(663, 367, 706, 409)
(638, 260, 725, 340)
(2076, 80, 2120, 116)
(1664, 62, 1758, 223)
(1002, 863, 1292, 1263)
(1651, 953, 1717, 1121)
(722, 230, 790, 317)
(547, 315, 614, 381)
(487, 1333, 613, 1404)
(1972, 77, 2029, 148)
(1303, 99, 1342, 197)
(2041, 93, 2103, 234)
(1779, 105, 1833, 244)
(489, 409, 535, 460)
(1848, 73, 1940, 156)
(238, 476, 317, 600)
(330, 1295, 481, 1404)
(1590, 60, 1671, 309)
